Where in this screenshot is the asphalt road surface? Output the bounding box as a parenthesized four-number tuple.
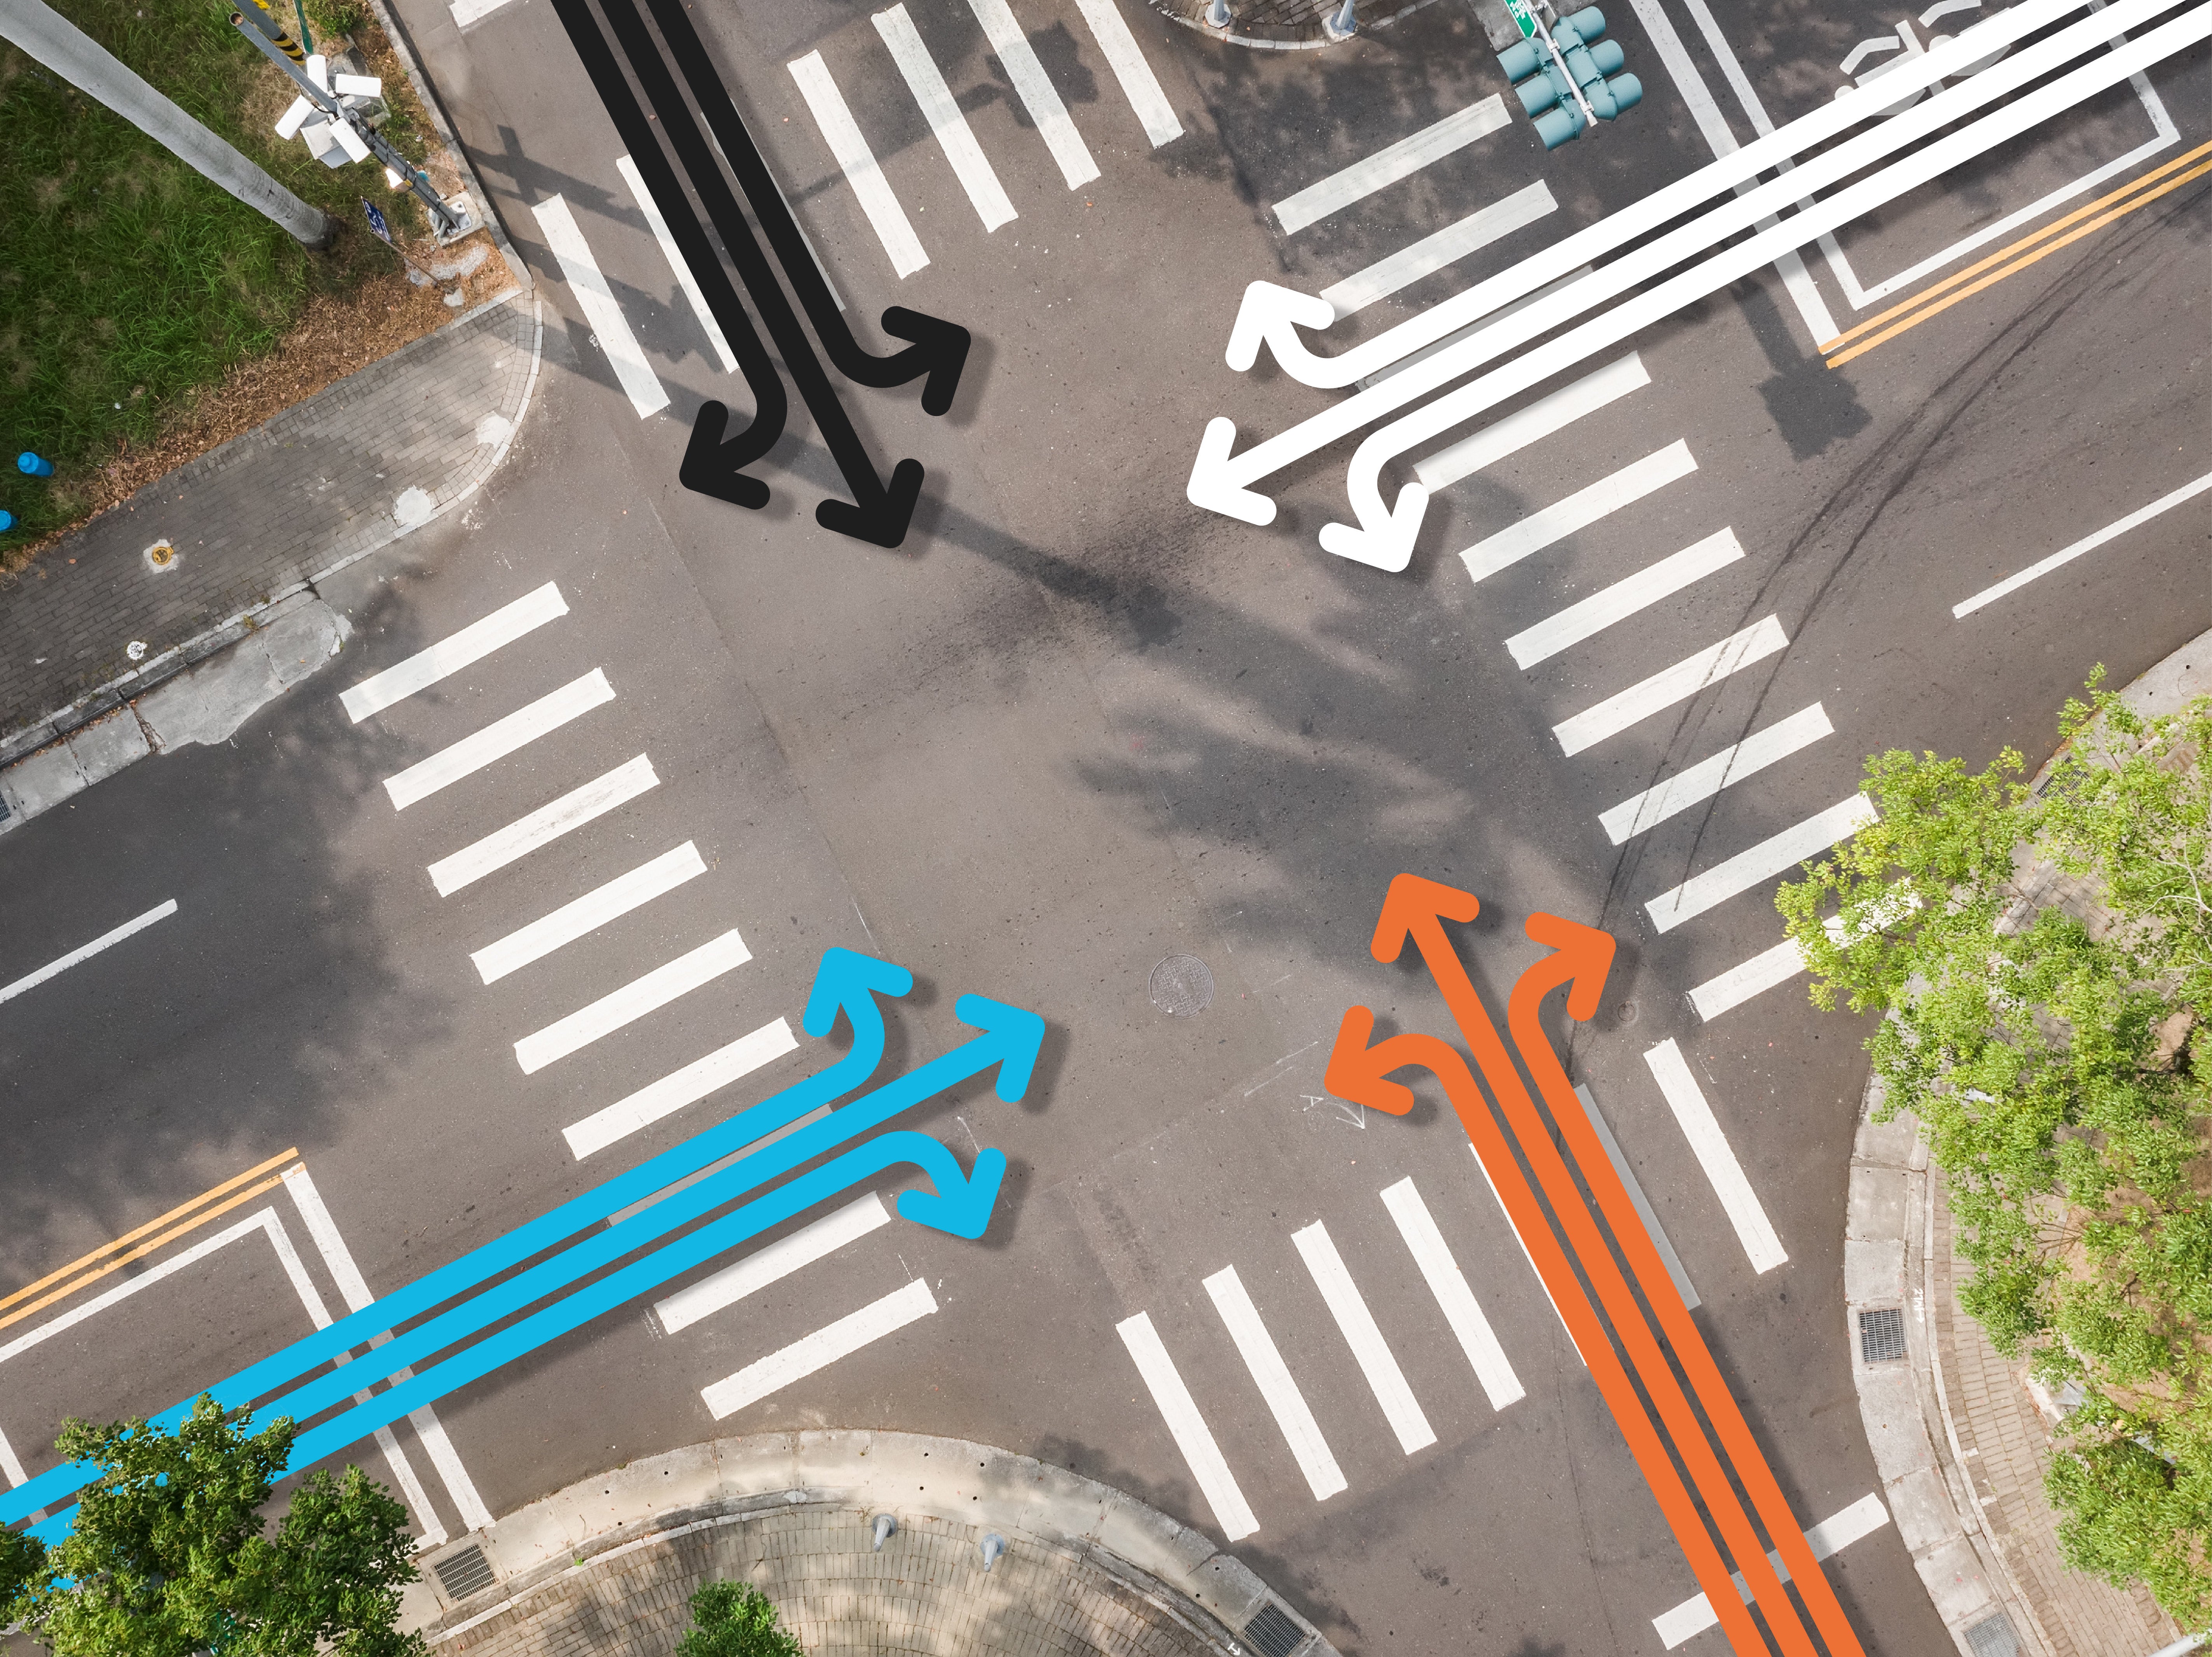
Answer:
(2, 1, 2207, 1653)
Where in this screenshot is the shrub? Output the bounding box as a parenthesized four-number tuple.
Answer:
(675, 1581, 802, 1657)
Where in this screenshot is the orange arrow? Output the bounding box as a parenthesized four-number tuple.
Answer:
(1369, 875, 1816, 1657)
(1513, 912, 1866, 1657)
(1323, 1008, 1768, 1656)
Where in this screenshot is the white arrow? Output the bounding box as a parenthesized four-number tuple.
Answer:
(1316, 2, 2210, 571)
(1224, 0, 2101, 391)
(1186, 0, 2183, 535)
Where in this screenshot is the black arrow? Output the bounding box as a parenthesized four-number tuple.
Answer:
(641, 0, 970, 415)
(583, 0, 926, 547)
(545, 0, 785, 510)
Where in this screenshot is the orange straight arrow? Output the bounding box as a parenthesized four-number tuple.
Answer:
(1323, 1010, 1770, 1657)
(1367, 875, 1819, 1657)
(1512, 911, 1865, 1657)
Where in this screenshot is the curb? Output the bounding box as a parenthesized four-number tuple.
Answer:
(400, 1431, 1342, 1657)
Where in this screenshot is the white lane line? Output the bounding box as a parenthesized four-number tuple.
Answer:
(656, 1195, 889, 1334)
(1462, 442, 1699, 584)
(1653, 1492, 1890, 1647)
(1360, 267, 1592, 390)
(1647, 793, 1877, 933)
(0, 899, 177, 1008)
(1553, 616, 1789, 757)
(789, 51, 930, 278)
(449, 0, 516, 25)
(428, 755, 659, 897)
(341, 582, 567, 723)
(964, 0, 1101, 188)
(281, 1166, 493, 1531)
(1202, 1265, 1346, 1500)
(1508, 528, 1744, 670)
(564, 1017, 800, 1159)
(1379, 1178, 1522, 1411)
(0, 1210, 266, 1365)
(1600, 703, 1833, 845)
(1466, 1143, 1577, 1356)
(1955, 470, 2212, 617)
(514, 928, 752, 1075)
(1320, 182, 1556, 318)
(1069, 0, 1182, 148)
(1415, 353, 1648, 495)
(471, 844, 706, 985)
(611, 1106, 831, 1225)
(1689, 937, 1808, 1022)
(530, 195, 669, 419)
(1571, 1084, 1699, 1310)
(1116, 1313, 1259, 1540)
(874, 7, 1018, 232)
(615, 155, 739, 375)
(1642, 1039, 1786, 1274)
(702, 1279, 937, 1418)
(382, 669, 615, 811)
(1273, 96, 1511, 235)
(1292, 1222, 1436, 1454)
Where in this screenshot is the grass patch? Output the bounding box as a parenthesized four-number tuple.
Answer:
(0, 0, 449, 549)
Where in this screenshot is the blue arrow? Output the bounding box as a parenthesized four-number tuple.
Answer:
(0, 946, 910, 1528)
(27, 1128, 1006, 1545)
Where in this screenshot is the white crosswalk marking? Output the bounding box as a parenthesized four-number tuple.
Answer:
(513, 927, 752, 1074)
(656, 1195, 889, 1335)
(382, 669, 615, 811)
(1646, 793, 1878, 933)
(1069, 0, 1182, 148)
(701, 1279, 937, 1417)
(1203, 1265, 1346, 1500)
(427, 754, 659, 897)
(1292, 1222, 1435, 1454)
(1643, 1039, 1787, 1274)
(875, 6, 1018, 232)
(470, 842, 706, 985)
(1378, 1179, 1523, 1411)
(342, 582, 568, 723)
(1599, 704, 1833, 844)
(615, 154, 739, 374)
(790, 51, 929, 277)
(1414, 353, 1649, 495)
(1688, 937, 1810, 1022)
(563, 1018, 801, 1158)
(1507, 528, 1744, 669)
(530, 196, 670, 419)
(1273, 96, 1512, 234)
(1552, 616, 1789, 757)
(1461, 442, 1699, 584)
(1116, 1314, 1259, 1540)
(964, 0, 1100, 189)
(1321, 182, 1556, 318)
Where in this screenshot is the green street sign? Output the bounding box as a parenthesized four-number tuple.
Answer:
(1505, 0, 1538, 39)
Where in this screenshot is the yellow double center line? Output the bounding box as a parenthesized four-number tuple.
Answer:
(1824, 138, 2212, 368)
(0, 1147, 303, 1335)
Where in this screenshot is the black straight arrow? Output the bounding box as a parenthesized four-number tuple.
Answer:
(545, 0, 785, 509)
(641, 0, 969, 414)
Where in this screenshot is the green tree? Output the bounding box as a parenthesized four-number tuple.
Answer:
(675, 1581, 802, 1657)
(1778, 674, 2212, 1627)
(0, 1394, 428, 1657)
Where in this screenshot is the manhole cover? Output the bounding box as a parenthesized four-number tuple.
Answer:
(143, 540, 177, 573)
(1148, 954, 1214, 1017)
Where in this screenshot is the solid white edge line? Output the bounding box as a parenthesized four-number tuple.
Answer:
(1506, 527, 1744, 669)
(1645, 793, 1877, 933)
(1069, 0, 1183, 147)
(964, 0, 1101, 188)
(788, 52, 929, 278)
(470, 842, 707, 984)
(1955, 469, 2212, 616)
(382, 669, 614, 811)
(564, 1017, 802, 1159)
(1415, 353, 1649, 494)
(1553, 616, 1789, 756)
(1642, 1039, 1787, 1274)
(1459, 441, 1698, 583)
(341, 582, 566, 723)
(1320, 182, 1556, 317)
(1291, 1221, 1437, 1454)
(701, 1279, 937, 1418)
(655, 1194, 890, 1334)
(0, 898, 178, 1007)
(514, 928, 753, 1074)
(1599, 703, 1834, 844)
(1653, 1492, 1891, 1646)
(1273, 96, 1511, 234)
(1571, 1084, 1700, 1310)
(528, 196, 670, 419)
(1203, 1265, 1347, 1500)
(615, 155, 739, 375)
(1115, 1313, 1259, 1540)
(1379, 1177, 1524, 1411)
(874, 6, 1018, 232)
(428, 755, 660, 897)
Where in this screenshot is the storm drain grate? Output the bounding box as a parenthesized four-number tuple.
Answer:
(1149, 953, 1215, 1017)
(1858, 1306, 1908, 1364)
(1964, 1613, 2020, 1657)
(432, 1543, 496, 1600)
(1242, 1601, 1306, 1657)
